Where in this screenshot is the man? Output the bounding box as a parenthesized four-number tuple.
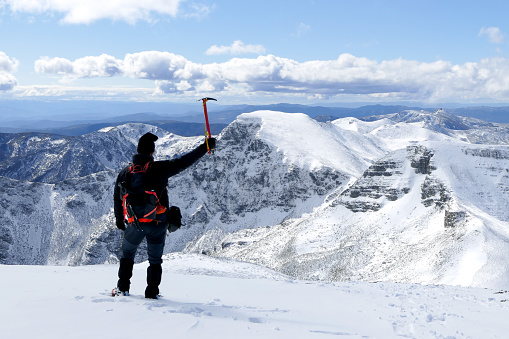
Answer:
(113, 132, 215, 299)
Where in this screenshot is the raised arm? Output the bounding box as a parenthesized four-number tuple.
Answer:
(160, 139, 215, 178)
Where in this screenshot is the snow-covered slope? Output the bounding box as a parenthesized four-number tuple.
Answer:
(180, 111, 509, 289)
(361, 108, 509, 144)
(2, 254, 509, 339)
(2, 112, 365, 265)
(0, 123, 170, 183)
(3, 109, 509, 291)
(205, 141, 509, 288)
(0, 172, 117, 265)
(161, 111, 376, 254)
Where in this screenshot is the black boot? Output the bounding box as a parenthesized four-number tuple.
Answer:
(145, 264, 162, 299)
(117, 258, 134, 293)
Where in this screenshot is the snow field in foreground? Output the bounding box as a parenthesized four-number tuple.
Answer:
(2, 253, 509, 339)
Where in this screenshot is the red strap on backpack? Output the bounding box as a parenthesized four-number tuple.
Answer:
(129, 161, 151, 173)
(122, 161, 165, 224)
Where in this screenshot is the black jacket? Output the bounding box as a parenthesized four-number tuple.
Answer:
(114, 142, 209, 224)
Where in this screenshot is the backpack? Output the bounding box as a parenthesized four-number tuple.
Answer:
(118, 162, 166, 229)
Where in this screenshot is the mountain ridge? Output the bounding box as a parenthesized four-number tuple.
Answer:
(2, 108, 509, 289)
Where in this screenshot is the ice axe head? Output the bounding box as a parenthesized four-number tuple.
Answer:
(201, 97, 217, 103)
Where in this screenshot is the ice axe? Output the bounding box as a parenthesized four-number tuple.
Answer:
(199, 97, 217, 154)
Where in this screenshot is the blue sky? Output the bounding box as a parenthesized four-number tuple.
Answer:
(1, 0, 509, 105)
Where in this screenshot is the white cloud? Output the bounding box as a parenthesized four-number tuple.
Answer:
(0, 73, 17, 91)
(72, 54, 123, 77)
(9, 85, 155, 101)
(2, 0, 183, 24)
(181, 2, 214, 20)
(33, 51, 509, 102)
(295, 22, 311, 37)
(123, 51, 192, 79)
(479, 27, 505, 44)
(206, 40, 266, 56)
(35, 54, 123, 78)
(0, 51, 19, 73)
(35, 56, 74, 75)
(0, 52, 18, 91)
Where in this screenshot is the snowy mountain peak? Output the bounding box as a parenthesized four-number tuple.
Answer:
(357, 108, 509, 144)
(235, 111, 384, 175)
(363, 109, 486, 131)
(3, 110, 509, 291)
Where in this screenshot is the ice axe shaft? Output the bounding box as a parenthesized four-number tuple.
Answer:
(200, 97, 216, 154)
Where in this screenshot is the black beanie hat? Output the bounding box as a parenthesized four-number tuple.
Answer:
(137, 132, 158, 155)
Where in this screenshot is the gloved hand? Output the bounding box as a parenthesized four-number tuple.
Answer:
(207, 138, 216, 150)
(116, 219, 126, 231)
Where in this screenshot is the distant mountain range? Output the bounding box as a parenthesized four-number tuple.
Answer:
(2, 101, 509, 136)
(165, 103, 509, 124)
(0, 112, 228, 137)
